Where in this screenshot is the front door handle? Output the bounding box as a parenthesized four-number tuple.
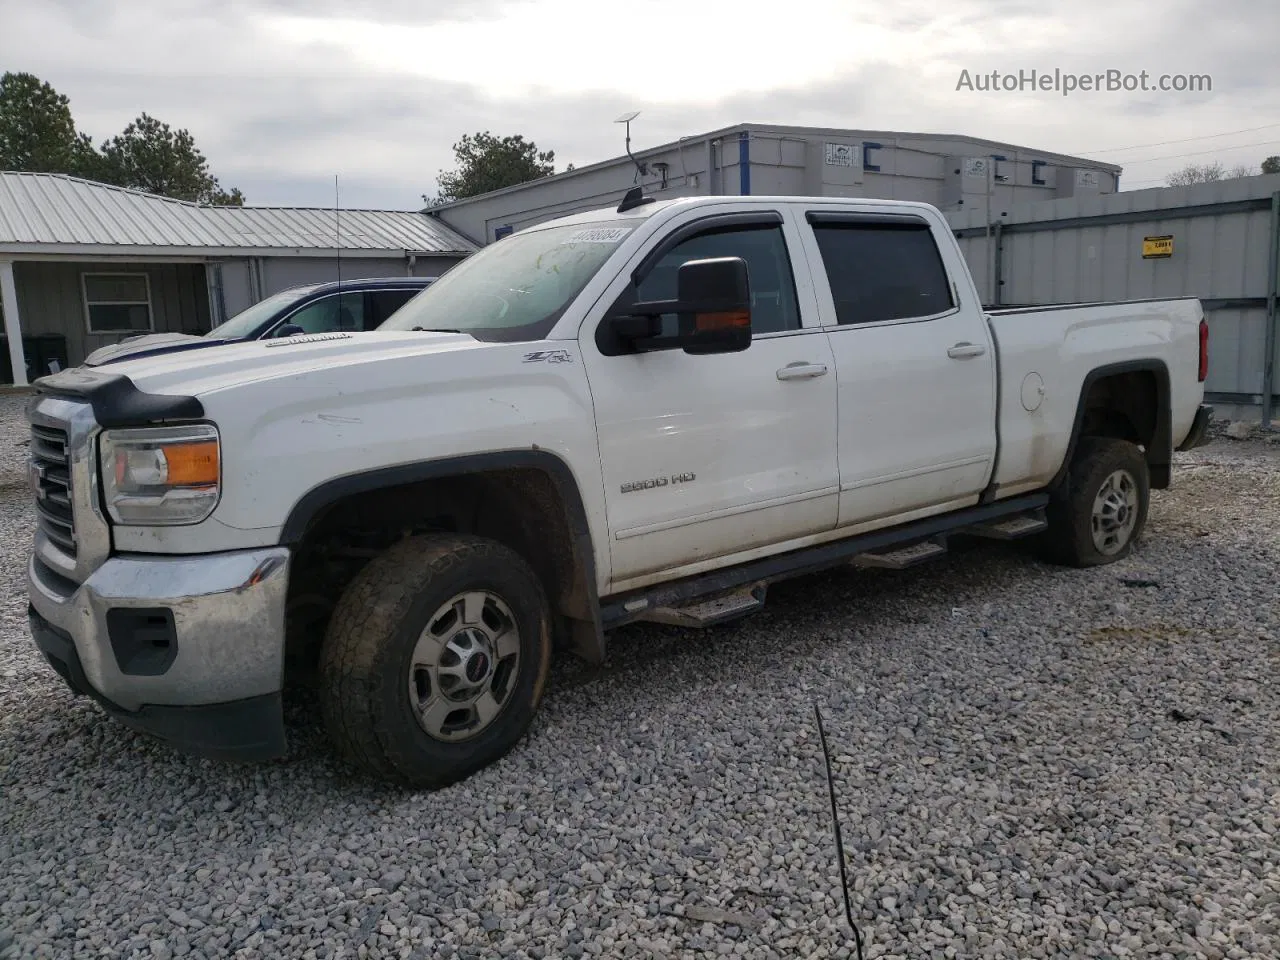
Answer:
(947, 342, 987, 360)
(776, 362, 829, 381)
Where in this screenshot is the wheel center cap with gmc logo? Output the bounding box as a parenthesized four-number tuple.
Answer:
(465, 651, 490, 683)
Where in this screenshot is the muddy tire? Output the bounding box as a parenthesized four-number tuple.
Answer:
(319, 534, 552, 788)
(1038, 437, 1150, 567)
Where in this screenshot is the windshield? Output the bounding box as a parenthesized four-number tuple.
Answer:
(380, 222, 634, 341)
(205, 285, 322, 340)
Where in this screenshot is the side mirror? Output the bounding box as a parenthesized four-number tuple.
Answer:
(275, 323, 305, 338)
(608, 256, 752, 354)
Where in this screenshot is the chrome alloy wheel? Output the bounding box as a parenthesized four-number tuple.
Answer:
(408, 591, 521, 742)
(1091, 469, 1139, 556)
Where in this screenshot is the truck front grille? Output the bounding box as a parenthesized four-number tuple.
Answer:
(30, 423, 77, 558)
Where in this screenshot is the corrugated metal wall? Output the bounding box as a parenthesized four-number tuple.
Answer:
(11, 261, 210, 368)
(947, 175, 1280, 422)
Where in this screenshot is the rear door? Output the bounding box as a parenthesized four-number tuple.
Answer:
(796, 207, 998, 527)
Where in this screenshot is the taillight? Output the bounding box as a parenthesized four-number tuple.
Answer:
(1198, 317, 1209, 382)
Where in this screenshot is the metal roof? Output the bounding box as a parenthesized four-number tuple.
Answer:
(0, 172, 478, 257)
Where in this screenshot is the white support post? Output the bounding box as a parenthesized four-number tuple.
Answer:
(0, 260, 28, 387)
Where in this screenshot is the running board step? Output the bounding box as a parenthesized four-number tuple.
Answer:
(640, 584, 767, 628)
(853, 538, 947, 570)
(963, 512, 1048, 540)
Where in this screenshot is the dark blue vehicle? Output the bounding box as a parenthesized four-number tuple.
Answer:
(83, 276, 437, 367)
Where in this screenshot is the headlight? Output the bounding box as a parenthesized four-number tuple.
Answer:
(100, 424, 221, 525)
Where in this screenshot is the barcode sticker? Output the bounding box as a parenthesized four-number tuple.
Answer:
(562, 227, 631, 244)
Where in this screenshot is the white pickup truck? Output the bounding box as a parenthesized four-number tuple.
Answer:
(25, 192, 1212, 786)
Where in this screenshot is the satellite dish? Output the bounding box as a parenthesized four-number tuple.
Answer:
(614, 110, 646, 181)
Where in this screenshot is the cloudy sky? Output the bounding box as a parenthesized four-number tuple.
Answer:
(2, 0, 1276, 209)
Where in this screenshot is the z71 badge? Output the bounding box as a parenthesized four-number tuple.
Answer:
(522, 349, 573, 364)
(621, 472, 696, 494)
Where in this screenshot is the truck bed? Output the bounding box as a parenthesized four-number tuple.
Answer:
(986, 296, 1206, 499)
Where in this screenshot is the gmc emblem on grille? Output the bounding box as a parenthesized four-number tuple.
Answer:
(28, 460, 47, 500)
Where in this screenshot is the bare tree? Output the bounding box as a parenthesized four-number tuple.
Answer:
(1165, 160, 1256, 186)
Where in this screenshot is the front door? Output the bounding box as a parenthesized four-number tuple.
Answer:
(579, 211, 840, 588)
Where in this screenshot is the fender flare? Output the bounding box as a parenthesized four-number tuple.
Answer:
(1049, 359, 1172, 494)
(279, 449, 606, 662)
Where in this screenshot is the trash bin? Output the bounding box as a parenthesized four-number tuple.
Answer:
(0, 334, 69, 383)
(30, 334, 69, 376)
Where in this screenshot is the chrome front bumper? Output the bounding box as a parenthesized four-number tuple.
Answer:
(27, 546, 291, 760)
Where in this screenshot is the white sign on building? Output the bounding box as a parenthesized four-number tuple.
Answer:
(824, 143, 855, 167)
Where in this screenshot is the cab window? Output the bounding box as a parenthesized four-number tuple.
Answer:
(811, 222, 955, 325)
(632, 224, 801, 336)
(368, 289, 421, 326)
(280, 292, 366, 334)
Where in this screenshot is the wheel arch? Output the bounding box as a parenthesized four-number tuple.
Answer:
(1050, 359, 1172, 495)
(280, 449, 606, 664)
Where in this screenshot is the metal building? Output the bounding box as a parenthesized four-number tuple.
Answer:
(426, 122, 1122, 245)
(0, 172, 476, 384)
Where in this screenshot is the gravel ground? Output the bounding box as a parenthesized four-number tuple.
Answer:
(1, 397, 1278, 960)
(0, 394, 32, 490)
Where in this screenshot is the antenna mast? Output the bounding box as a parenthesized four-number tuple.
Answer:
(334, 174, 342, 294)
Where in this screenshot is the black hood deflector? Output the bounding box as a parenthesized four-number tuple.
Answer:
(35, 367, 204, 428)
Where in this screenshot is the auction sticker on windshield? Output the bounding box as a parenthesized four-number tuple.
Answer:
(562, 227, 632, 244)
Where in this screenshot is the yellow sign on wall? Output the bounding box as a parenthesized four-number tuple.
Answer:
(1143, 235, 1174, 259)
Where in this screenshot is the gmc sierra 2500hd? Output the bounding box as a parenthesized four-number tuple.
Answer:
(25, 192, 1213, 787)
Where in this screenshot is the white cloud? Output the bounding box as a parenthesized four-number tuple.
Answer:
(263, 1, 910, 102)
(1, 0, 1275, 206)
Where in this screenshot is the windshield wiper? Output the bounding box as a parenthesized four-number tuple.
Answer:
(410, 326, 464, 333)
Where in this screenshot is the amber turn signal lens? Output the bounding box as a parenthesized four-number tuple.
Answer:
(100, 424, 222, 526)
(694, 310, 750, 332)
(162, 441, 219, 486)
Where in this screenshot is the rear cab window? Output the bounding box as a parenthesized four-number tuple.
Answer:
(805, 212, 955, 325)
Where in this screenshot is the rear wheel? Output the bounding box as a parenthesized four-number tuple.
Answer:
(319, 534, 552, 787)
(1039, 437, 1150, 567)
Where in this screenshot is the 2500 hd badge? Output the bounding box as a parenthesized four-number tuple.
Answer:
(621, 472, 696, 494)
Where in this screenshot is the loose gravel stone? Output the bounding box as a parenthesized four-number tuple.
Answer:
(1, 398, 1278, 959)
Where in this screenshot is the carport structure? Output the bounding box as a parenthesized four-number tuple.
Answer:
(0, 172, 477, 384)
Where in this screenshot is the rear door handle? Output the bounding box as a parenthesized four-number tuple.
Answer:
(947, 342, 987, 360)
(776, 362, 829, 381)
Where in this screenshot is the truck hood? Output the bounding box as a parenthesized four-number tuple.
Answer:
(47, 330, 489, 403)
(83, 332, 215, 367)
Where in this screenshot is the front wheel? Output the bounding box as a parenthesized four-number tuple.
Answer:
(319, 534, 552, 787)
(1038, 437, 1150, 567)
